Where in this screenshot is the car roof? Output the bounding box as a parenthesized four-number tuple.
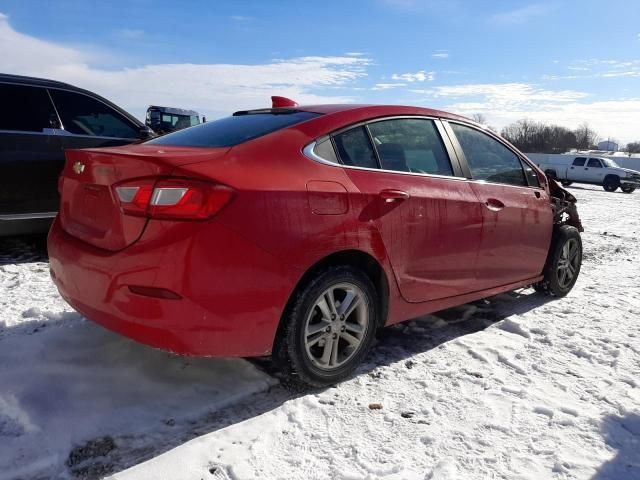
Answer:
(0, 73, 79, 90)
(295, 103, 470, 122)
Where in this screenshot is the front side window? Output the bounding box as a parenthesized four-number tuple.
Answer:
(587, 158, 602, 168)
(367, 118, 453, 176)
(450, 123, 526, 186)
(49, 89, 139, 139)
(333, 126, 378, 169)
(573, 157, 586, 166)
(148, 111, 320, 147)
(521, 160, 540, 187)
(0, 84, 56, 132)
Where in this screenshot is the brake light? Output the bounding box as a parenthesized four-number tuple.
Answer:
(114, 178, 233, 220)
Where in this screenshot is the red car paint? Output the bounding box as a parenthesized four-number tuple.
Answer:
(48, 103, 552, 357)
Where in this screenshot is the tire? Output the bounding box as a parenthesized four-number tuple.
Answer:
(273, 266, 379, 387)
(561, 181, 573, 187)
(603, 175, 620, 192)
(534, 225, 582, 297)
(621, 185, 636, 194)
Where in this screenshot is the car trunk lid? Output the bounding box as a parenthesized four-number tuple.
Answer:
(58, 145, 230, 251)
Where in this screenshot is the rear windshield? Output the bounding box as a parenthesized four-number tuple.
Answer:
(146, 111, 320, 147)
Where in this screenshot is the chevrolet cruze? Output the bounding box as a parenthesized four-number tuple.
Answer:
(48, 97, 583, 386)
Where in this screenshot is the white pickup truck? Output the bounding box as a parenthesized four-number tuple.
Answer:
(536, 156, 640, 193)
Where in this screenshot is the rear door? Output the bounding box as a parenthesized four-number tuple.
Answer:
(48, 88, 141, 151)
(585, 158, 606, 183)
(445, 122, 552, 289)
(568, 157, 587, 181)
(331, 118, 484, 302)
(0, 83, 63, 216)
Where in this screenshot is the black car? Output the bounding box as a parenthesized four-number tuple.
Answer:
(0, 74, 154, 237)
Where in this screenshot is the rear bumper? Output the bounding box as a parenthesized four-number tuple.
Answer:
(48, 216, 298, 357)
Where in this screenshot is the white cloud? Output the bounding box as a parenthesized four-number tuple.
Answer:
(230, 15, 254, 22)
(490, 3, 552, 25)
(546, 58, 640, 80)
(432, 50, 449, 59)
(115, 28, 145, 40)
(0, 13, 370, 121)
(372, 83, 406, 90)
(412, 82, 640, 143)
(391, 70, 435, 82)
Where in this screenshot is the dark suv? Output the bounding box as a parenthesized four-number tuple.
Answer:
(0, 74, 154, 237)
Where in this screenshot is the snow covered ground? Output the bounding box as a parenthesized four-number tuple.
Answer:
(1, 184, 639, 480)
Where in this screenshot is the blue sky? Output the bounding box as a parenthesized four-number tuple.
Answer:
(1, 0, 639, 142)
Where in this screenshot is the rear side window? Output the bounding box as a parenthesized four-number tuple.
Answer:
(147, 111, 320, 147)
(451, 123, 526, 186)
(587, 158, 602, 168)
(0, 84, 56, 132)
(573, 157, 586, 166)
(333, 127, 379, 169)
(368, 118, 453, 175)
(49, 89, 139, 139)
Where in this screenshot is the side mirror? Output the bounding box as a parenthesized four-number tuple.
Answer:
(139, 125, 156, 139)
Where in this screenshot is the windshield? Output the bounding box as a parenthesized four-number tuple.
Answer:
(146, 111, 321, 147)
(602, 158, 620, 168)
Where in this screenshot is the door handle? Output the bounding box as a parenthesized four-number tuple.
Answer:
(484, 198, 505, 212)
(379, 189, 410, 202)
(534, 191, 541, 198)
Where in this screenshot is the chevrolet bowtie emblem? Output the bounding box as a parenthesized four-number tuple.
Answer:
(73, 162, 85, 174)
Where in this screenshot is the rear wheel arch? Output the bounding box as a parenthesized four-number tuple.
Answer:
(274, 250, 390, 347)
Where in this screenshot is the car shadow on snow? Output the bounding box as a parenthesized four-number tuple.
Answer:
(0, 235, 48, 265)
(100, 288, 553, 478)
(0, 287, 553, 480)
(592, 413, 640, 480)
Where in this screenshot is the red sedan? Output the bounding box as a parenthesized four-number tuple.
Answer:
(48, 97, 583, 386)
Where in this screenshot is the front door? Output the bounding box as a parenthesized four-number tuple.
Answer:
(447, 122, 553, 289)
(333, 118, 484, 302)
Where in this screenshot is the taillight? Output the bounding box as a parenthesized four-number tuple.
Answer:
(114, 177, 233, 220)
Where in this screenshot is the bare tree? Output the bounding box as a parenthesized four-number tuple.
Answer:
(501, 119, 579, 153)
(626, 141, 640, 156)
(471, 113, 487, 125)
(574, 122, 599, 150)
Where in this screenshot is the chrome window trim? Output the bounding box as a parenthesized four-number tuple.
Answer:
(0, 212, 57, 221)
(303, 140, 467, 182)
(302, 114, 466, 181)
(0, 128, 134, 142)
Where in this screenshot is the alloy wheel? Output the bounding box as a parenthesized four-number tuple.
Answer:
(556, 238, 580, 289)
(303, 282, 369, 371)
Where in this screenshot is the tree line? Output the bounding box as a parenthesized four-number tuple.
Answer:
(471, 116, 640, 155)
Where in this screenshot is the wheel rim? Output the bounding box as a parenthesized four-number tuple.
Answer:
(556, 238, 580, 289)
(303, 282, 369, 371)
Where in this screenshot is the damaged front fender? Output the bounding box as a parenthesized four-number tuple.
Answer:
(547, 175, 584, 232)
